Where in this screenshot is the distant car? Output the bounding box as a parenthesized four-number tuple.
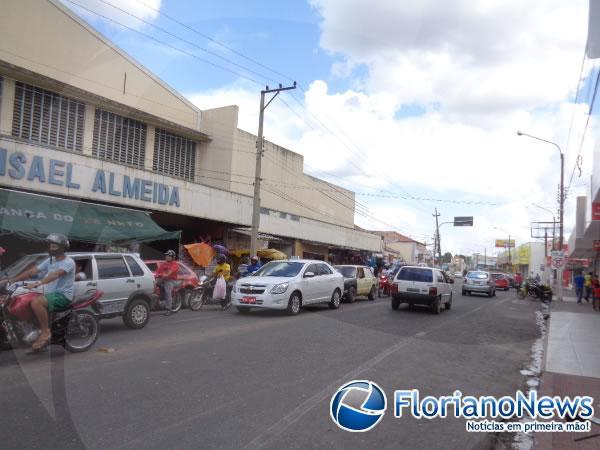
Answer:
(453, 272, 463, 278)
(391, 266, 453, 314)
(334, 265, 378, 302)
(463, 271, 496, 297)
(490, 273, 510, 291)
(231, 260, 344, 315)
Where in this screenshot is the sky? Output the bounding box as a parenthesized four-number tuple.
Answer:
(60, 0, 598, 257)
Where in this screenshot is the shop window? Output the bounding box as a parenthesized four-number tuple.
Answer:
(92, 109, 146, 168)
(12, 81, 85, 152)
(290, 215, 300, 222)
(153, 128, 196, 181)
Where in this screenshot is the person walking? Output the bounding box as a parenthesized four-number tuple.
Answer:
(584, 272, 593, 302)
(156, 250, 179, 316)
(574, 271, 585, 304)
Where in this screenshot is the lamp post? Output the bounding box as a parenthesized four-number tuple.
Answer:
(517, 131, 564, 301)
(531, 203, 557, 284)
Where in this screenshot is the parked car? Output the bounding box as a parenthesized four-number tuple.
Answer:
(3, 252, 156, 329)
(462, 271, 496, 297)
(334, 265, 377, 302)
(144, 260, 200, 309)
(490, 273, 510, 291)
(391, 266, 453, 314)
(231, 260, 343, 315)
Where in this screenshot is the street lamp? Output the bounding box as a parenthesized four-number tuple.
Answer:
(517, 131, 564, 301)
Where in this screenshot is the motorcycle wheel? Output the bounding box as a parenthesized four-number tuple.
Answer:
(171, 291, 183, 312)
(189, 290, 204, 311)
(64, 311, 99, 353)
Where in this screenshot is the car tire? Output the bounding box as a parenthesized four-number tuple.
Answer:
(493, 289, 497, 297)
(391, 296, 400, 310)
(287, 292, 301, 315)
(368, 286, 376, 301)
(347, 286, 356, 303)
(462, 290, 466, 296)
(432, 296, 441, 314)
(445, 293, 452, 310)
(123, 298, 150, 329)
(328, 289, 341, 309)
(488, 290, 493, 298)
(236, 306, 251, 314)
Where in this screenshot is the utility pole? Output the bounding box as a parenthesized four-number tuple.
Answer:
(433, 209, 441, 268)
(250, 82, 296, 256)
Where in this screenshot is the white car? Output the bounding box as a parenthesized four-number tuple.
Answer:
(391, 266, 453, 314)
(231, 260, 344, 315)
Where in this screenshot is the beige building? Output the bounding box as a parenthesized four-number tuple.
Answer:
(369, 231, 426, 264)
(0, 0, 380, 259)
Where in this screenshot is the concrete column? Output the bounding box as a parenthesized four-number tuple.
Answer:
(0, 77, 15, 136)
(145, 125, 155, 171)
(82, 103, 95, 156)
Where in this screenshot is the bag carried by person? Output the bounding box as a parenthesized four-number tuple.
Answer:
(213, 275, 227, 300)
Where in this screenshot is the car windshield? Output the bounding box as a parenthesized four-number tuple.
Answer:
(491, 273, 504, 279)
(252, 261, 304, 277)
(467, 272, 489, 280)
(334, 266, 356, 278)
(397, 267, 433, 282)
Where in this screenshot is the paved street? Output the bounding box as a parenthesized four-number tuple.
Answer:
(0, 283, 540, 450)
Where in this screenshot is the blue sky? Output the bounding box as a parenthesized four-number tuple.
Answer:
(62, 0, 593, 255)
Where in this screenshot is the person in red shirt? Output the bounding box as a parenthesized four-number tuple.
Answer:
(593, 275, 600, 312)
(514, 273, 523, 289)
(156, 250, 179, 316)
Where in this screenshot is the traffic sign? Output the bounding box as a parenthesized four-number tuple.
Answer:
(551, 250, 565, 270)
(454, 216, 473, 226)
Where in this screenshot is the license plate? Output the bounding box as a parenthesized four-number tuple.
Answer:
(407, 288, 420, 293)
(241, 297, 257, 304)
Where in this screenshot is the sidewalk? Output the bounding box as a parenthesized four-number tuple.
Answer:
(534, 289, 600, 449)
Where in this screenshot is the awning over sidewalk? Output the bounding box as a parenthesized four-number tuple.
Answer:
(0, 189, 180, 244)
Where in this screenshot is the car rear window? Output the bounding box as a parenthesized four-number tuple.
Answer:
(335, 266, 356, 278)
(490, 273, 504, 279)
(397, 267, 433, 282)
(467, 272, 488, 279)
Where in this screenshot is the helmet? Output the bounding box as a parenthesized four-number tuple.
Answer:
(165, 250, 176, 258)
(250, 255, 259, 263)
(217, 254, 226, 264)
(46, 233, 69, 250)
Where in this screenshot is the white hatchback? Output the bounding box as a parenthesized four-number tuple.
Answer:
(391, 266, 453, 314)
(231, 260, 344, 315)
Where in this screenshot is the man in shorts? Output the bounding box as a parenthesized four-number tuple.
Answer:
(6, 234, 75, 351)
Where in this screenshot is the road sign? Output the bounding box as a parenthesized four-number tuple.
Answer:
(454, 216, 473, 226)
(551, 250, 565, 270)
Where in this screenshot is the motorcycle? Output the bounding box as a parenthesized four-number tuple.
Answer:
(378, 274, 392, 297)
(518, 279, 552, 302)
(189, 276, 231, 311)
(0, 283, 102, 353)
(151, 279, 185, 312)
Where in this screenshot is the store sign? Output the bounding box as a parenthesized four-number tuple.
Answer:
(593, 202, 600, 221)
(495, 239, 515, 248)
(0, 149, 180, 207)
(567, 258, 590, 268)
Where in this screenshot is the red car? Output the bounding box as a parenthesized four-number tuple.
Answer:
(144, 260, 200, 310)
(491, 273, 510, 291)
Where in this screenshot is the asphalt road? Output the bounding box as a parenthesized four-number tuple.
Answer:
(0, 283, 541, 450)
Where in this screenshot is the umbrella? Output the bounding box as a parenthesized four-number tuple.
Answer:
(257, 248, 287, 260)
(184, 243, 215, 267)
(212, 244, 229, 255)
(230, 248, 250, 258)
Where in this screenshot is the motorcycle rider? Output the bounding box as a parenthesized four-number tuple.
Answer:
(156, 250, 179, 316)
(246, 256, 262, 275)
(5, 234, 75, 351)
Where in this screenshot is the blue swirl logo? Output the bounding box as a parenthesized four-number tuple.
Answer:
(330, 380, 387, 432)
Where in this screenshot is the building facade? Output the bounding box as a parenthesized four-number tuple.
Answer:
(0, 0, 381, 263)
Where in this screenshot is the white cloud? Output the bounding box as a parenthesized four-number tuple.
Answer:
(60, 0, 161, 30)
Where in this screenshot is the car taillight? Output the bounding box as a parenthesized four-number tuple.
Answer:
(429, 287, 437, 296)
(391, 283, 398, 294)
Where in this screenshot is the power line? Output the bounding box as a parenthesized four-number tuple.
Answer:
(564, 47, 587, 156)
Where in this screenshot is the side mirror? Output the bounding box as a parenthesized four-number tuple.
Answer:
(304, 271, 315, 278)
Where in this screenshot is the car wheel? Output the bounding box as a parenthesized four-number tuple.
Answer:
(123, 298, 150, 329)
(236, 306, 251, 314)
(347, 286, 356, 303)
(493, 289, 497, 297)
(488, 289, 493, 298)
(432, 296, 441, 314)
(391, 296, 400, 310)
(368, 285, 376, 301)
(328, 289, 341, 309)
(287, 292, 301, 315)
(445, 293, 452, 310)
(462, 290, 466, 296)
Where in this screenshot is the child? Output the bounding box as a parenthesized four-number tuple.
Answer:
(593, 276, 600, 312)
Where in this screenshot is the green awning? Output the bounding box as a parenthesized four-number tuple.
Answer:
(0, 189, 180, 244)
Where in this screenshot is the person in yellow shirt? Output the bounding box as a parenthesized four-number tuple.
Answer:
(214, 254, 231, 281)
(584, 272, 593, 302)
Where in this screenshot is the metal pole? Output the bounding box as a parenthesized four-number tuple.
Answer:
(250, 90, 266, 257)
(559, 152, 565, 301)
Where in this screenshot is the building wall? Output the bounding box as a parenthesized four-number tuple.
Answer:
(387, 241, 415, 263)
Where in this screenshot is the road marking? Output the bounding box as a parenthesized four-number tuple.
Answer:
(243, 296, 513, 450)
(416, 331, 427, 337)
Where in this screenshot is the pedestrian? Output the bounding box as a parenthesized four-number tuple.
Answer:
(584, 272, 593, 302)
(593, 276, 600, 312)
(574, 271, 585, 304)
(156, 250, 179, 316)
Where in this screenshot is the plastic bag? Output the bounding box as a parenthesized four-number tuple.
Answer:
(213, 276, 227, 300)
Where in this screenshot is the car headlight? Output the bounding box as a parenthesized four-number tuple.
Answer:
(271, 282, 289, 295)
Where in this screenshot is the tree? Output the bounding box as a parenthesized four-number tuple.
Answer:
(442, 252, 453, 263)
